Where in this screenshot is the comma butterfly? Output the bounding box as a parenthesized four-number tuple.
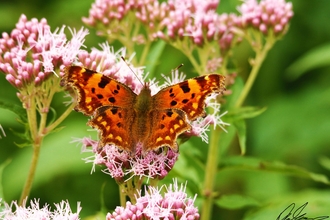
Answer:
(61, 66, 225, 153)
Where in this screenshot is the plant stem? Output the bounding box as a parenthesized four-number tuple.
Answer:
(19, 95, 42, 205)
(118, 184, 127, 207)
(138, 40, 151, 67)
(235, 35, 275, 107)
(184, 51, 203, 75)
(19, 138, 42, 205)
(18, 80, 74, 205)
(201, 128, 222, 220)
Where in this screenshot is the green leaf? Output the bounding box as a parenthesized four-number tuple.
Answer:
(175, 142, 206, 188)
(145, 40, 166, 76)
(218, 125, 236, 157)
(223, 106, 266, 155)
(319, 156, 330, 171)
(232, 119, 246, 155)
(222, 156, 330, 184)
(48, 107, 57, 125)
(0, 100, 26, 121)
(215, 194, 261, 210)
(227, 106, 267, 121)
(0, 100, 31, 146)
(225, 76, 244, 109)
(0, 159, 11, 199)
(286, 43, 330, 80)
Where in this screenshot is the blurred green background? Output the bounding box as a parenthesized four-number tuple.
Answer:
(0, 0, 330, 219)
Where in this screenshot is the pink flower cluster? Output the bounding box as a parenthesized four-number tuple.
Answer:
(159, 0, 239, 47)
(83, 0, 293, 49)
(83, 0, 240, 48)
(238, 0, 294, 35)
(0, 199, 81, 220)
(81, 137, 179, 182)
(0, 14, 88, 89)
(106, 180, 199, 220)
(83, 0, 167, 39)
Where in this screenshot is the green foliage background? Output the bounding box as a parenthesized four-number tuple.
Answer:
(0, 0, 330, 219)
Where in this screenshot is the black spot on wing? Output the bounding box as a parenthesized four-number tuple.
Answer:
(81, 68, 97, 82)
(180, 82, 190, 93)
(108, 97, 115, 103)
(168, 88, 175, 97)
(166, 110, 173, 117)
(111, 108, 118, 115)
(98, 76, 110, 88)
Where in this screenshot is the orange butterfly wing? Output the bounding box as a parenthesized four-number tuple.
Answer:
(143, 108, 190, 152)
(61, 66, 136, 115)
(62, 66, 226, 153)
(61, 66, 137, 151)
(153, 74, 225, 120)
(87, 106, 136, 152)
(143, 74, 226, 151)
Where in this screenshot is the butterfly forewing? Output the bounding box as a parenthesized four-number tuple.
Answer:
(153, 74, 225, 121)
(61, 66, 136, 116)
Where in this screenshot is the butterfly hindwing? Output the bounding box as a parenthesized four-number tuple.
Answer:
(87, 106, 136, 152)
(144, 109, 191, 152)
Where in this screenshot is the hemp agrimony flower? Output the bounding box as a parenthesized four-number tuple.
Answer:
(0, 199, 81, 220)
(238, 0, 293, 36)
(106, 179, 199, 220)
(0, 14, 88, 204)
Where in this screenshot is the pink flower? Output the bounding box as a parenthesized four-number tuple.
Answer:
(81, 138, 179, 182)
(83, 0, 167, 41)
(160, 0, 220, 45)
(134, 0, 169, 40)
(106, 179, 200, 219)
(0, 14, 88, 89)
(82, 0, 129, 27)
(238, 0, 293, 35)
(0, 199, 81, 220)
(215, 13, 243, 53)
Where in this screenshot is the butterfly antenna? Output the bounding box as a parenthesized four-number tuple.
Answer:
(160, 63, 185, 85)
(175, 63, 184, 71)
(120, 56, 144, 86)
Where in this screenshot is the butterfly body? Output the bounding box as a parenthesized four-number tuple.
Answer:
(61, 66, 225, 153)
